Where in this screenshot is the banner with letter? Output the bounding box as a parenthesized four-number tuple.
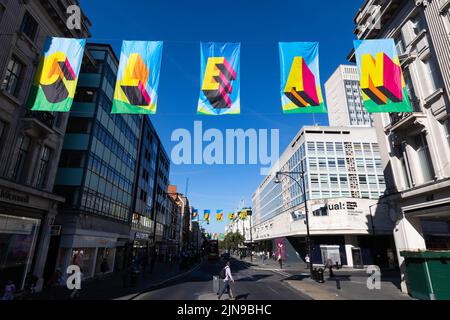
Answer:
(353, 39, 412, 113)
(28, 37, 86, 112)
(204, 209, 211, 222)
(198, 42, 240, 115)
(216, 209, 223, 222)
(192, 209, 198, 220)
(279, 42, 327, 114)
(112, 41, 163, 114)
(229, 213, 235, 221)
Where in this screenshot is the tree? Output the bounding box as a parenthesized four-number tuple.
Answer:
(222, 232, 245, 252)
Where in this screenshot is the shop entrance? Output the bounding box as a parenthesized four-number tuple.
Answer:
(352, 247, 363, 268)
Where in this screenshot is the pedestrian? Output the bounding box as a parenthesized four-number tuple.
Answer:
(262, 251, 266, 264)
(100, 257, 109, 279)
(325, 258, 334, 277)
(218, 261, 234, 300)
(2, 280, 16, 300)
(305, 254, 310, 269)
(277, 253, 283, 269)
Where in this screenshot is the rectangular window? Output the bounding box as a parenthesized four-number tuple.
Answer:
(395, 34, 406, 55)
(444, 120, 450, 151)
(421, 57, 439, 95)
(36, 147, 51, 189)
(12, 135, 31, 183)
(74, 88, 97, 103)
(2, 56, 24, 97)
(411, 13, 425, 37)
(20, 11, 38, 41)
(0, 120, 7, 147)
(66, 117, 93, 134)
(415, 134, 435, 182)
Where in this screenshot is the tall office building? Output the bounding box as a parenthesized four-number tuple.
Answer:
(352, 0, 450, 294)
(325, 65, 374, 127)
(0, 1, 90, 291)
(131, 115, 172, 267)
(48, 44, 141, 280)
(252, 126, 396, 268)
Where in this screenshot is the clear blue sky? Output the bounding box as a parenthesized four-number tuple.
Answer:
(80, 0, 362, 235)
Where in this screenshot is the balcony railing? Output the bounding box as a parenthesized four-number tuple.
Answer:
(24, 110, 55, 128)
(389, 98, 421, 126)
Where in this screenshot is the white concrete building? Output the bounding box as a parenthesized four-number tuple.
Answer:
(351, 0, 450, 293)
(325, 65, 374, 127)
(252, 126, 396, 267)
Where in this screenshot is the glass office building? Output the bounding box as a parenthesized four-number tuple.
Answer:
(252, 126, 395, 267)
(48, 44, 141, 280)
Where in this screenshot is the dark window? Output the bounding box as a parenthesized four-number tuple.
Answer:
(12, 135, 31, 183)
(2, 56, 24, 97)
(74, 88, 97, 103)
(415, 134, 435, 182)
(66, 117, 93, 134)
(59, 150, 86, 168)
(36, 146, 51, 189)
(0, 119, 7, 147)
(20, 11, 38, 41)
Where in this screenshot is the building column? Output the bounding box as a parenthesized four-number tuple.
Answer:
(344, 235, 359, 267)
(33, 208, 57, 292)
(393, 215, 426, 293)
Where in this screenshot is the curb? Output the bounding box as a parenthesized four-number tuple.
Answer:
(126, 262, 203, 300)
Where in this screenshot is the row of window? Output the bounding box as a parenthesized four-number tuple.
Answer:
(80, 187, 130, 222)
(88, 153, 134, 194)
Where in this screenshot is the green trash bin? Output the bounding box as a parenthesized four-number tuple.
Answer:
(401, 251, 450, 300)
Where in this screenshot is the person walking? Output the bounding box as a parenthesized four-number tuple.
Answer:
(218, 261, 234, 300)
(2, 280, 16, 300)
(325, 258, 334, 277)
(305, 254, 310, 269)
(277, 253, 283, 269)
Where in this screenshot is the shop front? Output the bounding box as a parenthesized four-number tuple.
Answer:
(0, 214, 40, 290)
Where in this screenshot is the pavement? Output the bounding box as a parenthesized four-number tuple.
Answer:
(31, 261, 201, 300)
(239, 255, 413, 300)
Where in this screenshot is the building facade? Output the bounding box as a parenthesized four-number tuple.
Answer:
(325, 65, 374, 127)
(0, 0, 90, 291)
(48, 44, 141, 280)
(131, 115, 171, 267)
(352, 0, 450, 293)
(252, 126, 396, 267)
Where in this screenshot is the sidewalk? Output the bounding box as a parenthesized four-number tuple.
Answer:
(237, 256, 412, 300)
(31, 261, 200, 300)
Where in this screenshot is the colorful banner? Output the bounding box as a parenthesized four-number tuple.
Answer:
(229, 213, 235, 221)
(112, 41, 163, 114)
(240, 210, 247, 220)
(353, 39, 412, 113)
(192, 209, 198, 220)
(204, 209, 211, 222)
(279, 42, 327, 114)
(28, 37, 86, 112)
(216, 209, 223, 222)
(197, 42, 240, 115)
(213, 233, 219, 240)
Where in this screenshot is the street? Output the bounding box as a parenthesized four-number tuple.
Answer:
(134, 258, 311, 300)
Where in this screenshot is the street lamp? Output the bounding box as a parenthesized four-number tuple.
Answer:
(274, 163, 314, 279)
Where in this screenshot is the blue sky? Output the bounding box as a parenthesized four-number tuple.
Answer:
(80, 0, 362, 235)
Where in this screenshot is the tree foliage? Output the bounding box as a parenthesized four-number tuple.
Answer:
(220, 232, 245, 251)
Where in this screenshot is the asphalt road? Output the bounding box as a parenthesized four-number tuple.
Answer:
(134, 258, 311, 300)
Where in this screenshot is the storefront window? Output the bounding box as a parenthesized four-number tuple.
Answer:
(71, 248, 96, 278)
(0, 214, 40, 290)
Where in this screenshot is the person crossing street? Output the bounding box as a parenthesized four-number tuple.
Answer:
(218, 261, 234, 300)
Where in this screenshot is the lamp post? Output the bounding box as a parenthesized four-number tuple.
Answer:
(274, 162, 314, 279)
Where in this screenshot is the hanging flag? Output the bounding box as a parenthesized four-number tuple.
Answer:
(192, 209, 198, 220)
(197, 42, 240, 115)
(216, 209, 223, 222)
(240, 210, 247, 220)
(279, 42, 327, 114)
(353, 39, 412, 113)
(229, 213, 235, 221)
(204, 209, 211, 222)
(112, 41, 163, 114)
(213, 233, 219, 239)
(27, 37, 86, 112)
